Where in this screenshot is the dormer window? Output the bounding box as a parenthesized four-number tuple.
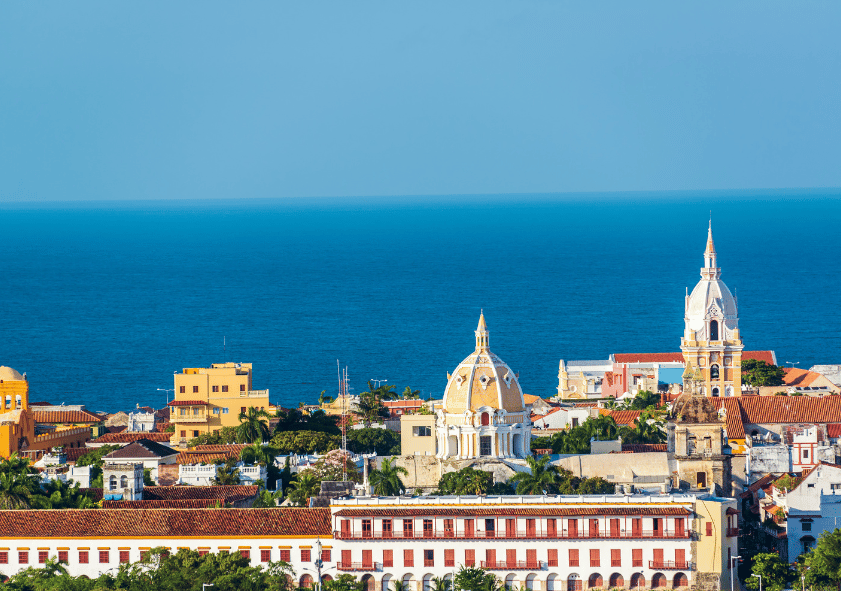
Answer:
(455, 374, 464, 387)
(503, 371, 512, 387)
(479, 374, 490, 389)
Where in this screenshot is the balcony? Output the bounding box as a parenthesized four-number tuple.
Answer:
(241, 389, 269, 398)
(334, 529, 693, 541)
(337, 562, 380, 572)
(481, 561, 543, 570)
(649, 561, 693, 570)
(727, 527, 740, 537)
(174, 414, 208, 423)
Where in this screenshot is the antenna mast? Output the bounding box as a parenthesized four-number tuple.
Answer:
(338, 360, 348, 482)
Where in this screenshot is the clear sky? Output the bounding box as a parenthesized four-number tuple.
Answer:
(1, 2, 839, 202)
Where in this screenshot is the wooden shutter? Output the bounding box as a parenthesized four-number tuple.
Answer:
(569, 549, 579, 567)
(610, 518, 620, 537)
(341, 550, 351, 567)
(404, 549, 413, 567)
(548, 549, 558, 567)
(590, 549, 600, 567)
(506, 549, 516, 567)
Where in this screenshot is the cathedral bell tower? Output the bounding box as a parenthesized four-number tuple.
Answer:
(681, 222, 744, 397)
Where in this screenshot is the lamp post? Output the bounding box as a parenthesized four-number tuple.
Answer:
(315, 539, 323, 591)
(752, 574, 762, 591)
(371, 379, 388, 389)
(158, 388, 175, 404)
(731, 556, 741, 591)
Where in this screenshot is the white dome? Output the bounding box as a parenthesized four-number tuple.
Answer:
(0, 367, 24, 381)
(686, 279, 737, 332)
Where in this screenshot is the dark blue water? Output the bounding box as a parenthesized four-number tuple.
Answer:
(0, 190, 839, 413)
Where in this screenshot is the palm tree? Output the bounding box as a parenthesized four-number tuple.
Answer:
(252, 488, 283, 508)
(368, 458, 408, 496)
(459, 469, 492, 495)
(431, 577, 452, 591)
(319, 390, 334, 405)
(287, 472, 321, 506)
(391, 580, 409, 591)
(401, 386, 421, 400)
(355, 392, 389, 427)
(0, 471, 32, 509)
(211, 457, 242, 486)
(509, 455, 562, 495)
(240, 443, 276, 466)
(237, 407, 271, 443)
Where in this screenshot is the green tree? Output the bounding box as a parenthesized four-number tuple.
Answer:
(211, 457, 242, 486)
(318, 390, 334, 405)
(509, 455, 562, 494)
(435, 467, 495, 495)
(270, 430, 341, 454)
(287, 471, 321, 506)
(252, 487, 283, 508)
(237, 406, 271, 444)
(368, 457, 408, 496)
(622, 390, 662, 410)
(806, 529, 841, 591)
(455, 567, 500, 591)
(575, 476, 614, 494)
(401, 386, 421, 399)
(187, 426, 239, 447)
(430, 576, 452, 591)
(746, 552, 794, 591)
(355, 391, 389, 427)
(619, 409, 666, 445)
(742, 359, 786, 387)
(273, 408, 341, 436)
(324, 574, 364, 591)
(240, 443, 281, 489)
(346, 427, 401, 455)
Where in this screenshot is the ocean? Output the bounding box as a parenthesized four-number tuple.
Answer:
(0, 190, 839, 413)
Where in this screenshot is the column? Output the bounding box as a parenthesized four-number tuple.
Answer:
(456, 431, 462, 458)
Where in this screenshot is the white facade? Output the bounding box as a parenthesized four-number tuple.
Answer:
(126, 410, 156, 432)
(532, 407, 590, 430)
(782, 463, 841, 561)
(179, 462, 267, 486)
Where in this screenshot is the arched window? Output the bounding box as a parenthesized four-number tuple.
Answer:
(481, 412, 490, 426)
(109, 475, 118, 491)
(710, 320, 719, 340)
(710, 364, 720, 379)
(120, 475, 128, 488)
(712, 387, 720, 397)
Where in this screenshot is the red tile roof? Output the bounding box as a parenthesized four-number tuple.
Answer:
(612, 351, 776, 365)
(176, 452, 236, 465)
(828, 424, 841, 438)
(102, 499, 235, 509)
(383, 400, 424, 408)
(64, 447, 91, 463)
(334, 507, 689, 518)
(104, 439, 178, 460)
(784, 368, 825, 388)
(143, 485, 258, 501)
(167, 400, 207, 407)
(192, 444, 250, 453)
(740, 473, 777, 499)
(723, 396, 841, 440)
(93, 432, 173, 444)
(33, 410, 103, 424)
(599, 409, 642, 426)
(622, 444, 667, 453)
(0, 507, 331, 538)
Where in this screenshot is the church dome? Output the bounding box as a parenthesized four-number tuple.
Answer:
(0, 367, 24, 381)
(684, 222, 738, 335)
(442, 314, 525, 414)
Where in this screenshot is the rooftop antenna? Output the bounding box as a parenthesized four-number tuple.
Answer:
(223, 336, 226, 361)
(338, 360, 348, 482)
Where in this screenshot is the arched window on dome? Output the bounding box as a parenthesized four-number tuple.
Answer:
(709, 320, 719, 341)
(481, 412, 490, 426)
(710, 364, 720, 379)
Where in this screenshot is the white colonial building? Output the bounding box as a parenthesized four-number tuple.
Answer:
(0, 493, 736, 590)
(436, 314, 531, 460)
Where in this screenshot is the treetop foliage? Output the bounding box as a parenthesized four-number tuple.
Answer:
(742, 359, 786, 387)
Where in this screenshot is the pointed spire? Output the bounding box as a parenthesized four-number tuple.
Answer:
(702, 220, 720, 277)
(475, 311, 489, 351)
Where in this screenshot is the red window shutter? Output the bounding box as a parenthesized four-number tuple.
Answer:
(382, 519, 392, 537)
(240, 549, 250, 560)
(404, 549, 414, 567)
(58, 550, 68, 563)
(486, 549, 496, 567)
(18, 551, 28, 564)
(611, 549, 621, 567)
(342, 550, 351, 566)
(0, 552, 7, 564)
(383, 549, 393, 568)
(280, 549, 291, 562)
(568, 519, 578, 537)
(632, 548, 643, 567)
(547, 519, 557, 537)
(78, 551, 89, 564)
(424, 549, 434, 567)
(341, 520, 350, 536)
(506, 549, 516, 566)
(119, 550, 130, 564)
(590, 549, 600, 567)
(301, 549, 311, 562)
(569, 549, 579, 567)
(676, 518, 685, 537)
(38, 551, 48, 564)
(261, 549, 271, 563)
(322, 549, 331, 563)
(506, 519, 516, 537)
(363, 550, 373, 568)
(653, 548, 664, 566)
(445, 549, 455, 567)
(99, 550, 109, 564)
(632, 518, 642, 536)
(465, 519, 475, 538)
(676, 549, 685, 566)
(610, 518, 620, 537)
(548, 549, 558, 567)
(465, 549, 475, 567)
(526, 549, 536, 566)
(527, 519, 536, 537)
(706, 522, 713, 536)
(589, 519, 599, 537)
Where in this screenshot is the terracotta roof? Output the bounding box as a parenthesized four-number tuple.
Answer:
(828, 424, 841, 438)
(572, 402, 598, 408)
(33, 410, 103, 424)
(192, 444, 249, 453)
(103, 499, 235, 509)
(723, 396, 841, 439)
(532, 408, 562, 419)
(167, 400, 207, 407)
(721, 398, 746, 439)
(784, 368, 825, 388)
(614, 353, 684, 364)
(106, 426, 127, 434)
(93, 432, 173, 444)
(612, 351, 776, 365)
(740, 474, 777, 499)
(334, 507, 690, 517)
(384, 400, 424, 408)
(176, 452, 234, 465)
(0, 507, 331, 538)
(622, 444, 667, 453)
(104, 439, 178, 460)
(143, 485, 258, 501)
(599, 409, 642, 426)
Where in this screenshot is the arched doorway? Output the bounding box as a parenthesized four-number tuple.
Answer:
(525, 573, 538, 591)
(422, 574, 434, 591)
(609, 574, 624, 588)
(322, 575, 334, 584)
(362, 575, 376, 591)
(547, 574, 560, 591)
(403, 573, 416, 591)
(448, 436, 458, 457)
(300, 575, 314, 588)
(512, 433, 522, 457)
(505, 574, 518, 590)
(568, 574, 581, 591)
(630, 573, 645, 589)
(673, 573, 688, 588)
(381, 574, 392, 591)
(652, 573, 667, 588)
(588, 574, 603, 589)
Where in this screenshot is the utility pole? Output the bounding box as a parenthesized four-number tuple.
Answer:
(731, 555, 741, 591)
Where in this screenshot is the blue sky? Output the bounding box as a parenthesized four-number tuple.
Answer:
(1, 2, 839, 202)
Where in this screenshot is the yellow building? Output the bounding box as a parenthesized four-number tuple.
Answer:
(400, 413, 436, 456)
(0, 367, 90, 460)
(169, 362, 270, 447)
(681, 223, 744, 397)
